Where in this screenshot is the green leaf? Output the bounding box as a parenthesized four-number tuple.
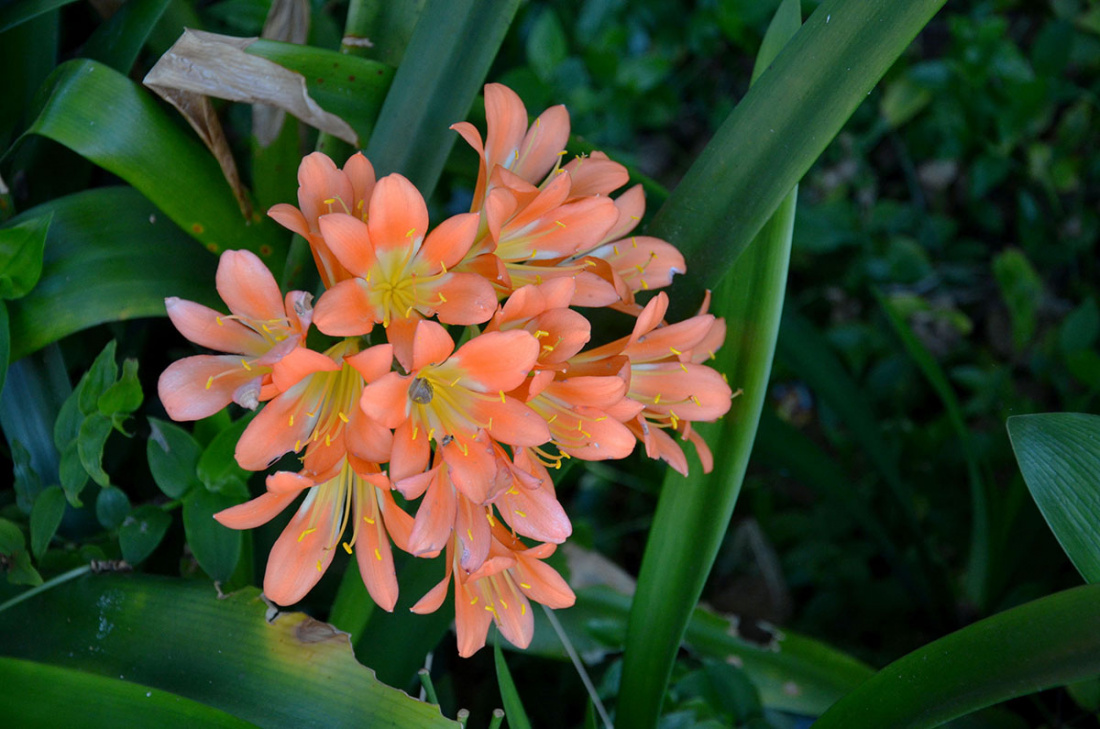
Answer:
(1059, 297, 1098, 354)
(526, 8, 568, 83)
(524, 585, 873, 717)
(1007, 413, 1100, 584)
(0, 518, 43, 586)
(245, 39, 395, 147)
(10, 439, 43, 513)
(618, 2, 801, 725)
(95, 485, 132, 530)
(0, 573, 457, 727)
(365, 0, 521, 197)
(0, 212, 50, 300)
(992, 248, 1044, 351)
(58, 441, 88, 507)
(880, 77, 932, 128)
(0, 0, 78, 34)
(329, 560, 376, 645)
(77, 413, 113, 488)
(17, 59, 283, 266)
(97, 358, 143, 420)
(83, 0, 173, 74)
(196, 415, 253, 496)
(0, 657, 256, 727)
(183, 488, 242, 583)
(29, 485, 66, 558)
(78, 341, 118, 416)
(6, 188, 219, 360)
(494, 635, 532, 729)
(119, 505, 172, 564)
(814, 584, 1100, 728)
(651, 0, 949, 318)
(147, 417, 203, 499)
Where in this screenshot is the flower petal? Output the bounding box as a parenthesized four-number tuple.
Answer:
(313, 279, 375, 337)
(215, 249, 284, 323)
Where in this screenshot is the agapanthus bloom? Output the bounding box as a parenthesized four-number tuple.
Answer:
(159, 82, 733, 657)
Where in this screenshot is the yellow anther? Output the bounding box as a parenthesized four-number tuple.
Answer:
(499, 390, 506, 403)
(555, 220, 566, 228)
(342, 542, 353, 555)
(323, 198, 336, 205)
(375, 548, 382, 561)
(406, 227, 416, 238)
(670, 347, 682, 355)
(486, 512, 496, 526)
(294, 439, 303, 451)
(471, 597, 479, 605)
(654, 393, 662, 405)
(427, 428, 435, 441)
(548, 414, 557, 423)
(691, 395, 702, 406)
(437, 293, 447, 303)
(338, 411, 349, 423)
(640, 278, 650, 290)
(632, 236, 639, 247)
(460, 441, 469, 456)
(216, 316, 223, 326)
(205, 376, 214, 390)
(240, 359, 252, 371)
(261, 323, 271, 333)
(316, 560, 323, 572)
(487, 417, 493, 431)
(613, 245, 620, 256)
(451, 376, 462, 386)
(520, 582, 532, 589)
(534, 330, 549, 339)
(324, 434, 332, 446)
(680, 362, 689, 372)
(298, 528, 316, 542)
(521, 604, 527, 615)
(411, 425, 418, 440)
(288, 414, 295, 426)
(467, 528, 473, 540)
(514, 510, 527, 518)
(507, 486, 519, 495)
(364, 516, 376, 525)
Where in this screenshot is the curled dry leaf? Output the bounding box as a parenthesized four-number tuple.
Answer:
(143, 29, 359, 211)
(253, 0, 312, 146)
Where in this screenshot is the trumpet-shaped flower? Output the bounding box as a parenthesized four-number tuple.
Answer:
(215, 457, 412, 608)
(159, 249, 312, 421)
(268, 151, 377, 287)
(234, 338, 394, 476)
(411, 523, 574, 657)
(360, 321, 550, 494)
(312, 173, 497, 355)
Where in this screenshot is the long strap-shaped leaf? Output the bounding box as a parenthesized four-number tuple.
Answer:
(653, 0, 947, 320)
(0, 573, 456, 727)
(5, 188, 219, 360)
(364, 0, 520, 197)
(13, 59, 284, 267)
(814, 583, 1100, 728)
(616, 3, 802, 725)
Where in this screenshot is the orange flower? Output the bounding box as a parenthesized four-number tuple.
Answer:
(158, 250, 312, 421)
(411, 523, 574, 657)
(268, 151, 376, 287)
(214, 457, 412, 609)
(360, 321, 550, 493)
(311, 173, 497, 355)
(568, 292, 732, 475)
(451, 83, 571, 211)
(233, 338, 394, 476)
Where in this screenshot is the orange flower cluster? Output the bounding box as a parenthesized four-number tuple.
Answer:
(159, 84, 732, 657)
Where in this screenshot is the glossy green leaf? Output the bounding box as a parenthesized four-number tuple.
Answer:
(58, 441, 87, 507)
(0, 573, 457, 726)
(119, 505, 172, 564)
(879, 290, 991, 609)
(992, 249, 1043, 351)
(83, 0, 172, 73)
(76, 413, 112, 489)
(78, 341, 118, 416)
(29, 484, 65, 558)
(147, 417, 203, 499)
(95, 485, 132, 530)
(1007, 413, 1100, 584)
(183, 488, 242, 583)
(329, 560, 375, 645)
(0, 518, 42, 586)
(815, 584, 1100, 728)
(97, 358, 143, 420)
(245, 39, 394, 146)
(18, 59, 283, 265)
(525, 585, 872, 717)
(6, 188, 219, 360)
(651, 0, 948, 318)
(495, 636, 532, 729)
(0, 657, 256, 727)
(365, 0, 521, 196)
(618, 2, 801, 724)
(0, 0, 77, 34)
(0, 212, 50, 300)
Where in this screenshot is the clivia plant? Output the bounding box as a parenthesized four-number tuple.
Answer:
(1, 0, 1099, 727)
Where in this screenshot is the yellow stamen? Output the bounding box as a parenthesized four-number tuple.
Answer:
(555, 220, 566, 228)
(514, 510, 527, 518)
(316, 560, 323, 572)
(375, 548, 382, 561)
(654, 393, 662, 405)
(342, 542, 353, 555)
(288, 414, 295, 426)
(499, 390, 506, 403)
(520, 582, 532, 589)
(240, 359, 252, 371)
(338, 411, 349, 423)
(364, 516, 376, 525)
(298, 528, 316, 542)
(205, 377, 214, 390)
